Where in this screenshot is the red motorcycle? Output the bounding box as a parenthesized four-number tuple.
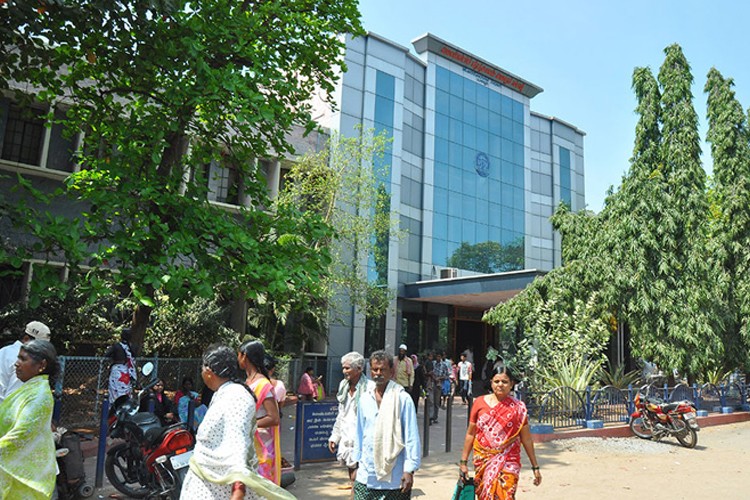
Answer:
(629, 392, 699, 448)
(106, 363, 195, 499)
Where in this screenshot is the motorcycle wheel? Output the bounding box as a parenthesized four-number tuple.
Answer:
(674, 418, 698, 448)
(629, 416, 653, 439)
(105, 443, 150, 498)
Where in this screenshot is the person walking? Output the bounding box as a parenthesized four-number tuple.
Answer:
(105, 328, 137, 404)
(297, 367, 316, 401)
(458, 366, 542, 499)
(0, 339, 58, 499)
(432, 352, 449, 419)
(409, 354, 424, 413)
(239, 340, 282, 485)
(0, 320, 51, 403)
(329, 351, 369, 485)
(352, 350, 420, 499)
(457, 353, 473, 404)
(180, 344, 293, 500)
(393, 344, 414, 392)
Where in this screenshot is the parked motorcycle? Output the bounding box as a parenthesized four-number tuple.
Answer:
(106, 362, 195, 499)
(629, 392, 700, 448)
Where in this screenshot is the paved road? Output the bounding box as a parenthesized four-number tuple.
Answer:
(84, 402, 750, 499)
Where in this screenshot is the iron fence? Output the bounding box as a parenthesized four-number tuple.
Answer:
(56, 356, 205, 428)
(55, 355, 337, 429)
(521, 379, 750, 431)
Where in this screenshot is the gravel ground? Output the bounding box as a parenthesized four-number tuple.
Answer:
(290, 420, 750, 499)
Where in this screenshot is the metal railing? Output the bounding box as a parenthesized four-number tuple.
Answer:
(522, 380, 750, 430)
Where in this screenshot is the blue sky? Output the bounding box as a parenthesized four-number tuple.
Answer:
(358, 0, 750, 212)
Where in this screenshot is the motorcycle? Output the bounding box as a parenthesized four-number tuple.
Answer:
(106, 362, 196, 499)
(629, 392, 700, 448)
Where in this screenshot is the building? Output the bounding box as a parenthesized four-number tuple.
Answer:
(313, 33, 585, 367)
(1, 31, 586, 380)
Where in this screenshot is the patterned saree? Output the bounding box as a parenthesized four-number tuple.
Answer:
(473, 396, 528, 500)
(0, 375, 56, 499)
(251, 377, 282, 484)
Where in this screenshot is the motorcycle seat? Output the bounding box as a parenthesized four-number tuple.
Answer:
(662, 402, 680, 412)
(144, 425, 171, 446)
(144, 422, 187, 447)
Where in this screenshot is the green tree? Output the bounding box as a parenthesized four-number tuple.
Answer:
(263, 130, 398, 350)
(705, 67, 750, 371)
(487, 44, 736, 383)
(0, 1, 363, 347)
(446, 239, 524, 274)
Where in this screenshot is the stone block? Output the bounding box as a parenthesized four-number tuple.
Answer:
(530, 424, 554, 434)
(585, 420, 604, 429)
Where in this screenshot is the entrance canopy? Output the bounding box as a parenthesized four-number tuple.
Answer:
(402, 269, 545, 311)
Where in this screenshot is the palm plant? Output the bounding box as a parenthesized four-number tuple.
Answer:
(537, 357, 603, 392)
(599, 361, 641, 389)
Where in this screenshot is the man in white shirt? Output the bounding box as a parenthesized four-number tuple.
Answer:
(457, 353, 473, 404)
(0, 320, 51, 402)
(353, 350, 420, 498)
(329, 351, 369, 484)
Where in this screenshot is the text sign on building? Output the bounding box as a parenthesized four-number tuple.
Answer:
(294, 401, 338, 469)
(412, 33, 543, 98)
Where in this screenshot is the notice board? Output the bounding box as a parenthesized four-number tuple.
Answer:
(294, 401, 338, 469)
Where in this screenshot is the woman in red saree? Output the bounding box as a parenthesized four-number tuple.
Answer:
(459, 367, 541, 499)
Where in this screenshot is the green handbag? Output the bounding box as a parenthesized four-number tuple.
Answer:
(451, 473, 475, 500)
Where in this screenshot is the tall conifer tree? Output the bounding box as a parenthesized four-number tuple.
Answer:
(705, 68, 750, 371)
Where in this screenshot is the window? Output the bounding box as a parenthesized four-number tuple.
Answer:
(0, 99, 80, 172)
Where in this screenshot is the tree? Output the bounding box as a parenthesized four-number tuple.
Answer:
(261, 129, 398, 350)
(447, 239, 523, 274)
(705, 67, 750, 371)
(0, 1, 363, 347)
(486, 44, 741, 383)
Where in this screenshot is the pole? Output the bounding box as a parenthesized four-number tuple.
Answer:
(95, 398, 110, 488)
(422, 391, 430, 458)
(445, 389, 452, 453)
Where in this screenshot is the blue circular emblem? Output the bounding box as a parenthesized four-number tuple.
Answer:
(475, 152, 490, 178)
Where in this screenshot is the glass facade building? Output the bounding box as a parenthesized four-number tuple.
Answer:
(313, 32, 585, 360)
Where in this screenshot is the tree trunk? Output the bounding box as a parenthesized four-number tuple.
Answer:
(131, 304, 152, 356)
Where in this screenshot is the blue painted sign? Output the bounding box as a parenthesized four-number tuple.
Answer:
(294, 401, 338, 469)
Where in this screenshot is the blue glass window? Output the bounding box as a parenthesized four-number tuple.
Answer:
(434, 163, 448, 189)
(435, 112, 449, 139)
(464, 78, 477, 102)
(434, 212, 448, 235)
(433, 238, 447, 264)
(512, 100, 524, 123)
(376, 71, 395, 100)
(434, 186, 448, 213)
(436, 89, 450, 113)
(449, 71, 464, 98)
(489, 92, 501, 114)
(560, 146, 572, 206)
(374, 95, 394, 127)
(501, 95, 513, 118)
(436, 66, 450, 91)
(435, 138, 449, 163)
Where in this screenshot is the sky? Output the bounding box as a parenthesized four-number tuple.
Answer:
(357, 0, 750, 212)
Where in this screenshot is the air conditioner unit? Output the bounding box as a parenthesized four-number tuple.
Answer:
(440, 267, 458, 279)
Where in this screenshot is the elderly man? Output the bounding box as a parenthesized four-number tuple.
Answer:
(0, 320, 51, 402)
(329, 351, 369, 483)
(353, 350, 420, 499)
(393, 344, 414, 391)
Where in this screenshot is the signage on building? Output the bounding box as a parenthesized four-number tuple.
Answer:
(475, 152, 490, 177)
(412, 33, 543, 98)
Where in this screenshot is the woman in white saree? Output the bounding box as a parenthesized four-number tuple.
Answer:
(180, 344, 294, 500)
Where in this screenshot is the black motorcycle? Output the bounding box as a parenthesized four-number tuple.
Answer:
(105, 362, 195, 499)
